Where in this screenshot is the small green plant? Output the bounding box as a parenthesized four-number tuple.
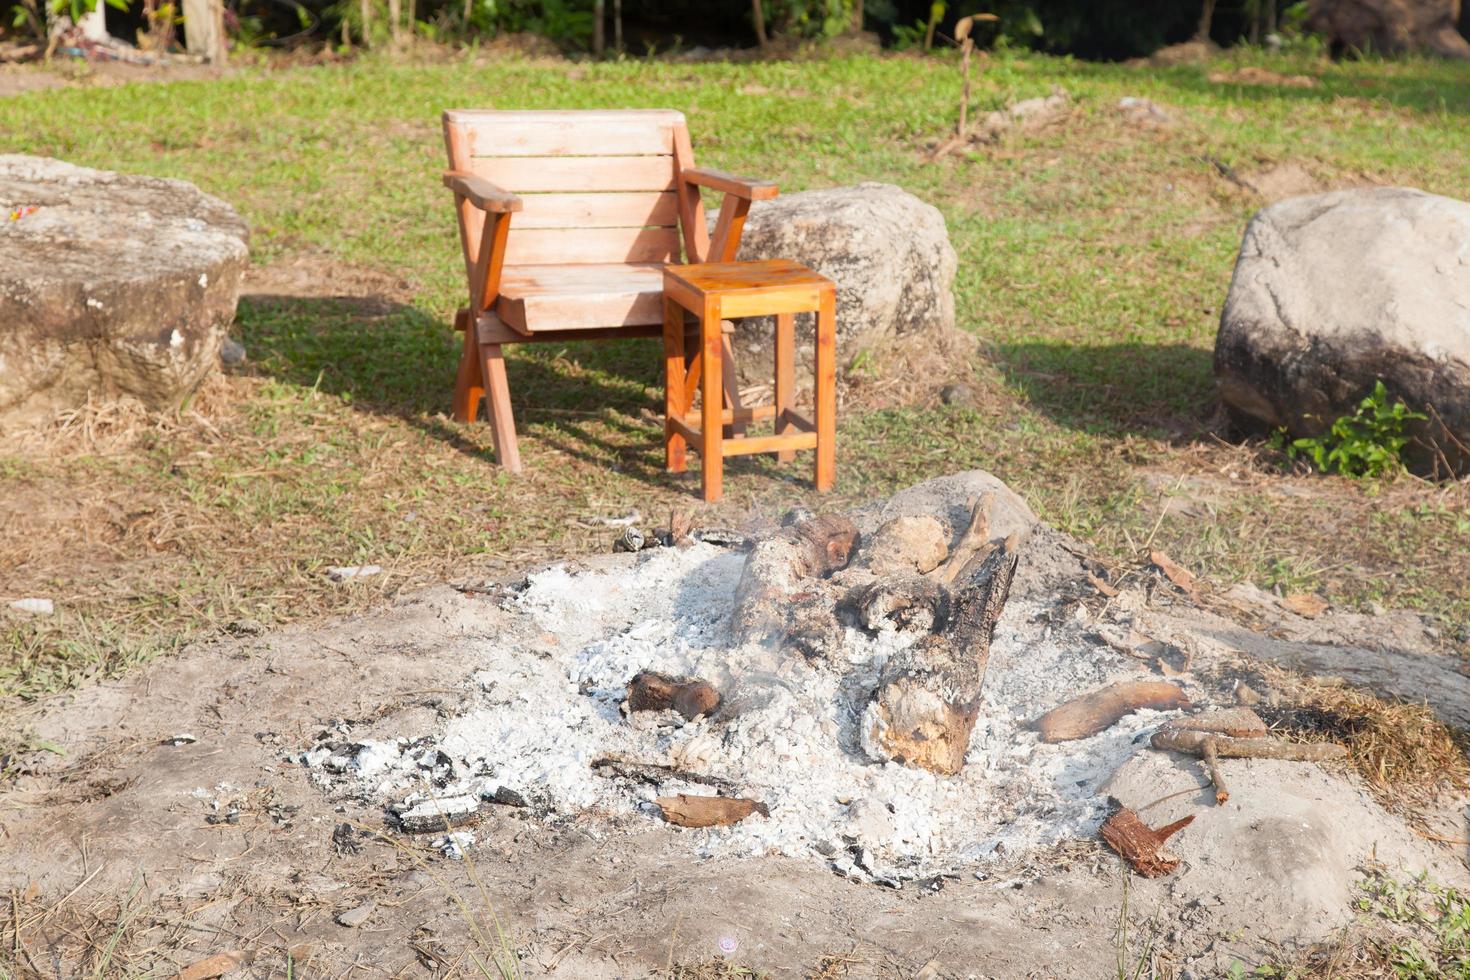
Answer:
(1274, 381, 1426, 478)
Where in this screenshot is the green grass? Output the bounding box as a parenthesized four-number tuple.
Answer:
(1, 44, 1468, 699)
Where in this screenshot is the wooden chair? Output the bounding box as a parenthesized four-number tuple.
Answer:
(442, 109, 777, 473)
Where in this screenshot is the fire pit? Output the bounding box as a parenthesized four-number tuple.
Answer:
(298, 473, 1201, 881)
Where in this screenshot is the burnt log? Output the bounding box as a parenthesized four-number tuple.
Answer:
(863, 538, 1020, 775)
(730, 514, 859, 646)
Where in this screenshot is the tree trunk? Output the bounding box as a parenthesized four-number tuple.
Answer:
(360, 0, 372, 47)
(852, 0, 863, 32)
(614, 0, 622, 52)
(592, 0, 604, 55)
(752, 0, 768, 47)
(1196, 0, 1217, 42)
(387, 0, 402, 46)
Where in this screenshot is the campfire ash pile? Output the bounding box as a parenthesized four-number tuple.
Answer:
(297, 474, 1349, 882)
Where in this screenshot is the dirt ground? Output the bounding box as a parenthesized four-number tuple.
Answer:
(3, 474, 1467, 979)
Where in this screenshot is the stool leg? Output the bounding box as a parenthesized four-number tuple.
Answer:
(720, 329, 747, 439)
(700, 300, 724, 502)
(814, 290, 836, 492)
(774, 312, 795, 463)
(663, 295, 687, 474)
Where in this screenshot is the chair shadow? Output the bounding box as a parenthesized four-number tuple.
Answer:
(993, 340, 1218, 438)
(235, 292, 680, 478)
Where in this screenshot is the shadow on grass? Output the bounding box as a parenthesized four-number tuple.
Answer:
(1135, 58, 1470, 118)
(995, 340, 1216, 436)
(235, 293, 675, 477)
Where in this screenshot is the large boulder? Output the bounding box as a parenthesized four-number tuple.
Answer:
(1215, 187, 1470, 476)
(1307, 0, 1470, 58)
(0, 155, 249, 425)
(729, 182, 959, 364)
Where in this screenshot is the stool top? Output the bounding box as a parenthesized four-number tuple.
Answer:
(664, 258, 833, 299)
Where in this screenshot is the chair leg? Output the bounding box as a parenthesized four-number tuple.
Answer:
(480, 341, 522, 474)
(700, 304, 724, 503)
(663, 296, 687, 474)
(452, 315, 483, 423)
(814, 291, 836, 492)
(774, 312, 795, 463)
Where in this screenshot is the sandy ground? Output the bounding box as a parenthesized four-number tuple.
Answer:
(2, 473, 1468, 979)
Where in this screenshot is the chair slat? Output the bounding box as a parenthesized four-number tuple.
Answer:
(450, 110, 678, 157)
(514, 191, 679, 229)
(469, 155, 677, 193)
(502, 227, 681, 265)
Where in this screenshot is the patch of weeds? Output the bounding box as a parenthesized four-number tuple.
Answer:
(1274, 381, 1426, 478)
(1356, 868, 1470, 978)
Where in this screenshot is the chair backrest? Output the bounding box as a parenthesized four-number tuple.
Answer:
(443, 109, 697, 268)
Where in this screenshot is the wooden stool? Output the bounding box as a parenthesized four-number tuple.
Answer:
(662, 259, 837, 502)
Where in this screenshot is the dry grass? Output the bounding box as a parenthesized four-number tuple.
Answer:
(1252, 662, 1470, 814)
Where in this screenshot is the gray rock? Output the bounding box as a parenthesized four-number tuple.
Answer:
(612, 526, 644, 553)
(219, 337, 247, 366)
(1215, 187, 1470, 475)
(1306, 0, 1470, 59)
(729, 183, 959, 364)
(0, 156, 249, 425)
(334, 901, 375, 928)
(938, 383, 973, 407)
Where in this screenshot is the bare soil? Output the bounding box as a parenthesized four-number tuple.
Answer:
(3, 483, 1467, 979)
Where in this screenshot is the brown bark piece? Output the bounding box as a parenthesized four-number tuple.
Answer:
(1032, 681, 1190, 743)
(1149, 550, 1198, 595)
(655, 794, 769, 828)
(1201, 737, 1228, 804)
(868, 539, 1019, 774)
(1150, 728, 1348, 762)
(625, 671, 720, 720)
(1100, 806, 1195, 878)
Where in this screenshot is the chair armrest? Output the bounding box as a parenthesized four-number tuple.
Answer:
(443, 171, 523, 213)
(682, 167, 778, 201)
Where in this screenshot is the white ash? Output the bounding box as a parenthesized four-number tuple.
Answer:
(298, 544, 1189, 880)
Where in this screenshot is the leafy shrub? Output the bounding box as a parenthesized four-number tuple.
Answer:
(1275, 380, 1426, 478)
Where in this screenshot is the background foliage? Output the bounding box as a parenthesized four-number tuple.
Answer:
(0, 0, 1372, 59)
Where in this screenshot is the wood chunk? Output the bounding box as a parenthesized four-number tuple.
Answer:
(853, 574, 950, 633)
(1165, 707, 1267, 738)
(626, 670, 720, 720)
(1100, 805, 1194, 878)
(591, 756, 734, 792)
(730, 514, 859, 645)
(1150, 727, 1348, 762)
(1087, 572, 1120, 597)
(867, 540, 1019, 775)
(1031, 681, 1191, 743)
(1149, 550, 1198, 595)
(655, 794, 768, 828)
(935, 492, 995, 585)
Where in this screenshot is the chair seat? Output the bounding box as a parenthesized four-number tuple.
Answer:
(496, 263, 667, 333)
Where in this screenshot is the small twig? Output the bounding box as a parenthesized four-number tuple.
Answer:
(1201, 737, 1228, 804)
